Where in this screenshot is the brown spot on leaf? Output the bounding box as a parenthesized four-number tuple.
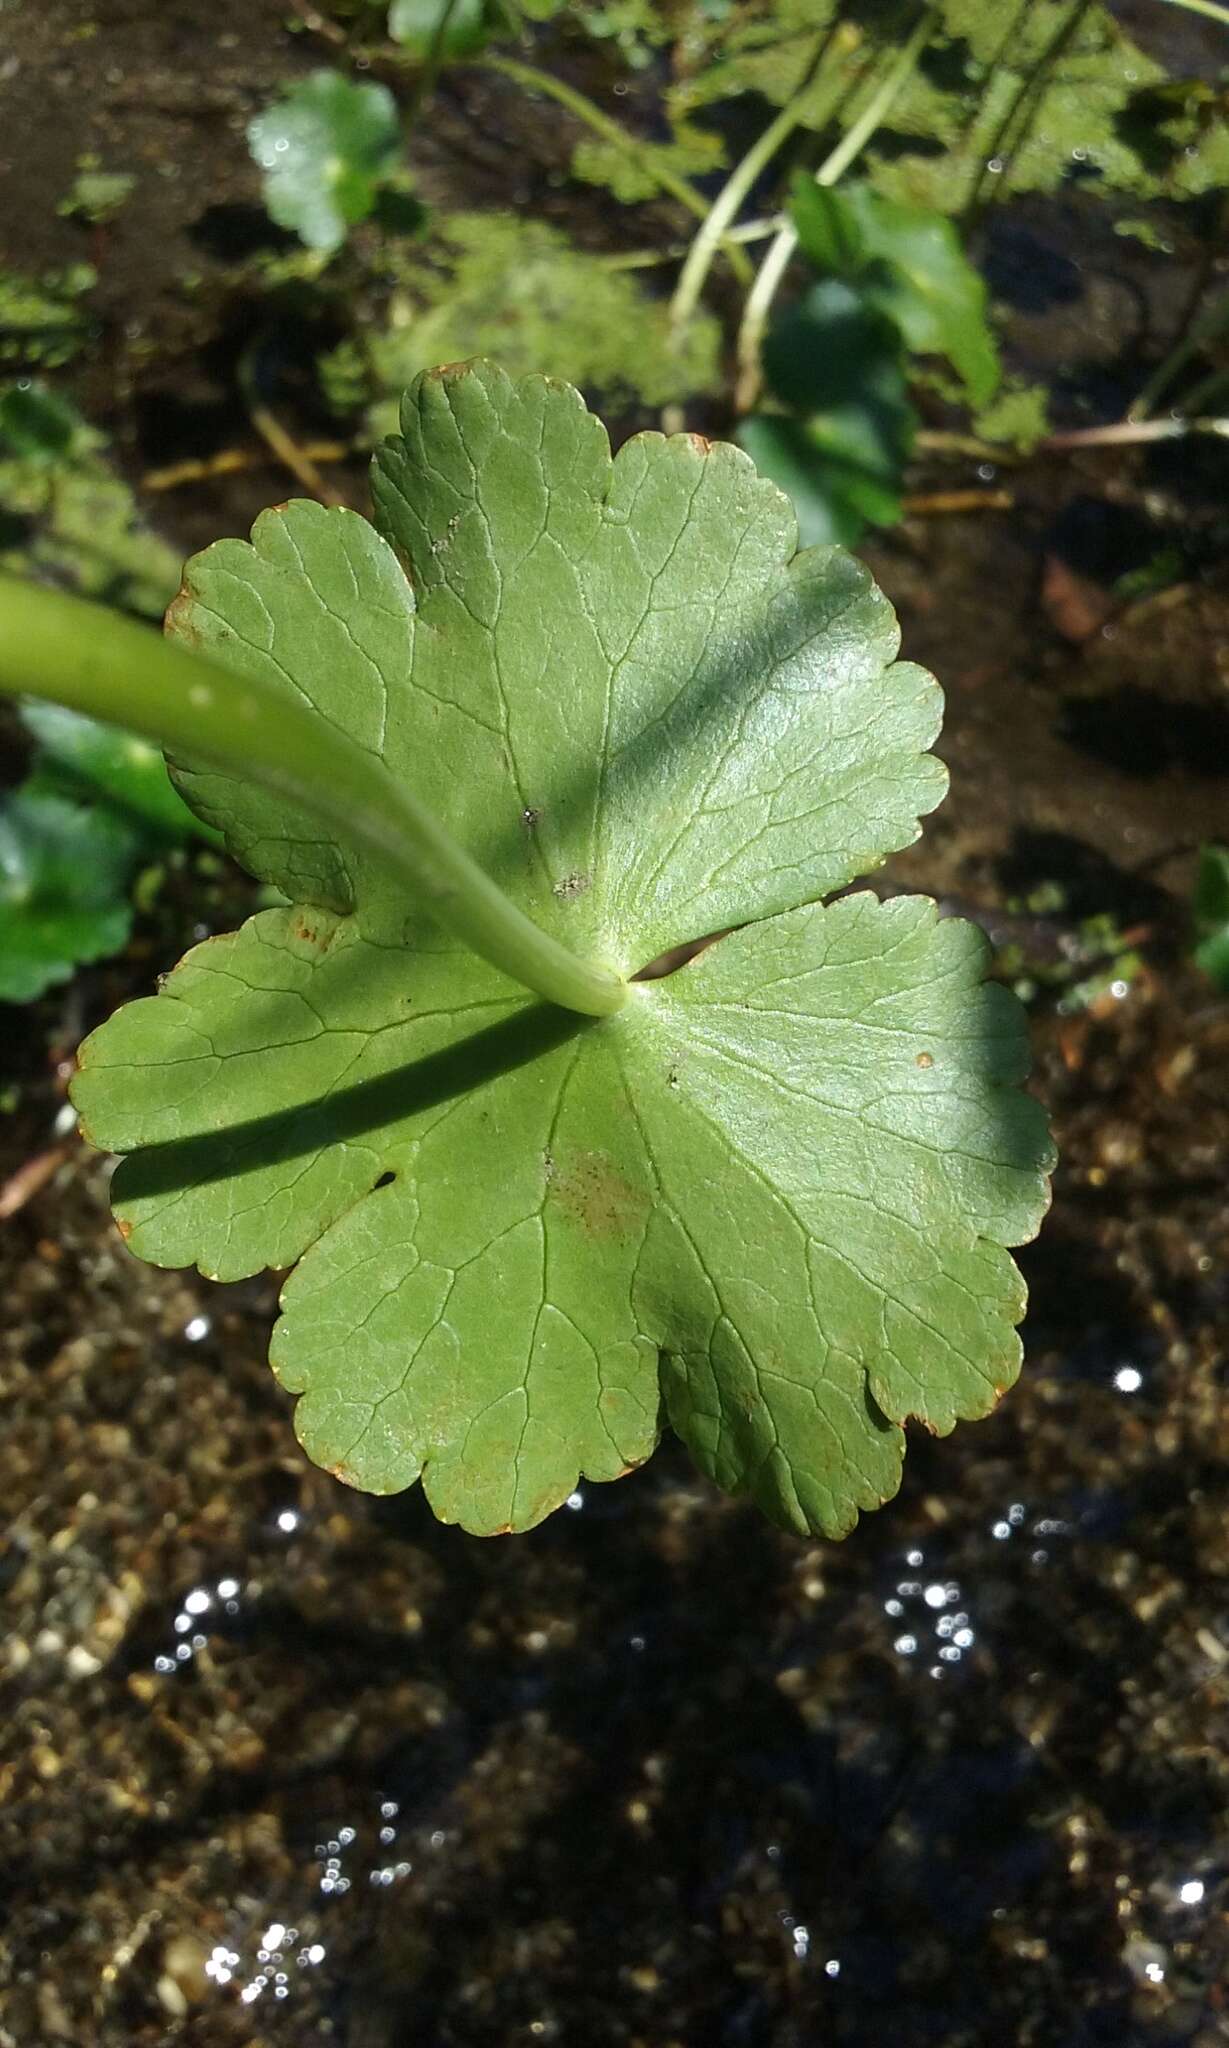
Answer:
(548, 1148, 649, 1243)
(116, 1218, 133, 1241)
(687, 432, 712, 455)
(916, 1050, 935, 1069)
(163, 584, 199, 645)
(552, 871, 591, 901)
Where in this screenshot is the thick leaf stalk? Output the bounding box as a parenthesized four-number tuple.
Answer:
(0, 571, 628, 1017)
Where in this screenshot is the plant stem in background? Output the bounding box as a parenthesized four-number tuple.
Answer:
(1039, 415, 1229, 446)
(669, 35, 837, 338)
(734, 8, 936, 413)
(602, 216, 784, 271)
(239, 339, 344, 504)
(0, 575, 629, 1018)
(1128, 204, 1227, 420)
(1156, 0, 1229, 23)
(479, 57, 753, 285)
(405, 0, 465, 125)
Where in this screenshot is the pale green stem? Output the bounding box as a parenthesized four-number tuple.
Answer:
(669, 59, 828, 336)
(404, 0, 465, 124)
(1128, 328, 1205, 421)
(601, 215, 785, 271)
(734, 9, 936, 414)
(1039, 415, 1229, 447)
(478, 56, 753, 284)
(0, 574, 627, 1018)
(1154, 0, 1229, 22)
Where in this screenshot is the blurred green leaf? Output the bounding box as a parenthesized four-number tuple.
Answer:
(792, 179, 999, 407)
(0, 785, 141, 1003)
(388, 0, 492, 57)
(761, 277, 905, 415)
(249, 73, 403, 252)
(0, 385, 182, 619)
(0, 381, 78, 461)
(973, 381, 1051, 453)
(352, 213, 720, 438)
(57, 158, 136, 226)
(20, 703, 211, 842)
(737, 408, 905, 548)
(0, 264, 96, 370)
(388, 0, 493, 54)
(1194, 844, 1229, 991)
(571, 121, 725, 203)
(750, 279, 915, 545)
(748, 276, 915, 544)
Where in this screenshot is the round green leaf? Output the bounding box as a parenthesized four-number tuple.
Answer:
(248, 72, 402, 252)
(72, 363, 1053, 1535)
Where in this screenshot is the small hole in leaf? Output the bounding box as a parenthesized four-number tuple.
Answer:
(373, 1171, 396, 1189)
(632, 926, 734, 982)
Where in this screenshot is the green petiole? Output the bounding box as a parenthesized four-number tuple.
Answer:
(0, 573, 628, 1018)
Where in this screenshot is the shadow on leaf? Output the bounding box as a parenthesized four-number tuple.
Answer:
(112, 999, 588, 1203)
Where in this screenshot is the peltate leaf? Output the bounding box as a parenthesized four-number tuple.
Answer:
(71, 362, 1052, 1537)
(249, 72, 403, 252)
